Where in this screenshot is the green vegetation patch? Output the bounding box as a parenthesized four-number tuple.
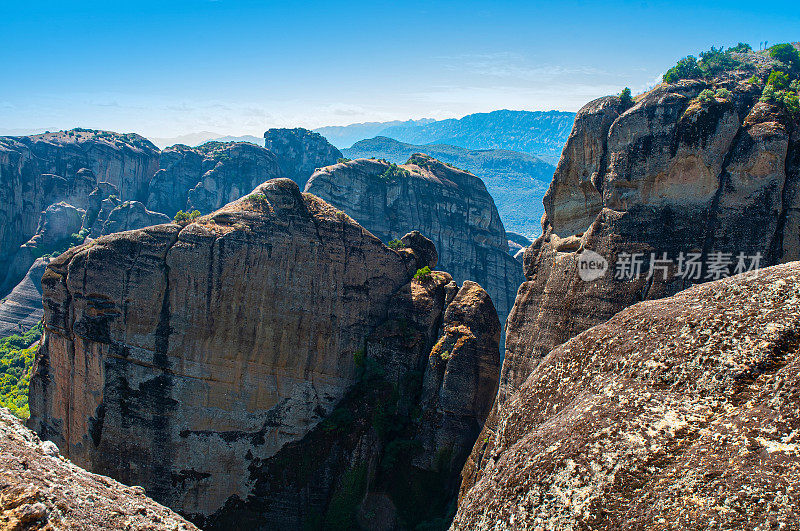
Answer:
(377, 163, 410, 181)
(0, 322, 43, 419)
(414, 266, 432, 281)
(174, 209, 201, 223)
(663, 44, 754, 84)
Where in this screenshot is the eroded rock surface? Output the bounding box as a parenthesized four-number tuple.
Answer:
(454, 263, 800, 529)
(0, 131, 160, 293)
(263, 128, 343, 187)
(305, 154, 524, 335)
(27, 178, 501, 528)
(498, 60, 799, 409)
(146, 141, 283, 216)
(0, 407, 197, 530)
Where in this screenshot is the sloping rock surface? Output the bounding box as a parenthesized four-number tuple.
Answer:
(454, 263, 800, 530)
(305, 154, 524, 335)
(0, 407, 197, 530)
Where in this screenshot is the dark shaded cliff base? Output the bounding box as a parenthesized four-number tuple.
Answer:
(455, 262, 800, 529)
(0, 407, 197, 530)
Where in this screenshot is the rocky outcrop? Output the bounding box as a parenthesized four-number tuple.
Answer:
(495, 59, 799, 408)
(458, 49, 800, 513)
(0, 131, 160, 293)
(263, 128, 343, 187)
(0, 258, 50, 337)
(0, 407, 197, 530)
(454, 263, 800, 529)
(205, 273, 500, 530)
(90, 200, 171, 237)
(304, 154, 525, 336)
(27, 178, 501, 528)
(146, 141, 283, 216)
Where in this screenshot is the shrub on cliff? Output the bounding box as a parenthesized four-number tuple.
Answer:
(377, 163, 410, 181)
(769, 43, 800, 70)
(174, 209, 201, 223)
(387, 239, 406, 250)
(768, 70, 790, 90)
(729, 42, 753, 53)
(663, 45, 751, 84)
(663, 55, 702, 83)
(619, 87, 634, 108)
(414, 266, 432, 281)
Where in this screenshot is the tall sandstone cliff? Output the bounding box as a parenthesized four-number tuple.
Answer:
(456, 50, 800, 525)
(305, 154, 525, 337)
(454, 263, 800, 529)
(27, 178, 501, 529)
(497, 61, 799, 410)
(264, 128, 343, 188)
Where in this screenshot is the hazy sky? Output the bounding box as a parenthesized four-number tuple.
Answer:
(2, 0, 798, 138)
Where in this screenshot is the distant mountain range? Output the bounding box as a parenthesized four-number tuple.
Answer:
(318, 110, 575, 164)
(314, 119, 436, 150)
(149, 132, 263, 149)
(342, 136, 554, 238)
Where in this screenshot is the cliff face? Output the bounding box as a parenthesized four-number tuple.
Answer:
(304, 154, 525, 336)
(146, 141, 283, 216)
(0, 131, 160, 292)
(0, 407, 197, 530)
(453, 263, 800, 529)
(263, 128, 343, 187)
(457, 52, 800, 516)
(497, 66, 799, 407)
(27, 178, 501, 527)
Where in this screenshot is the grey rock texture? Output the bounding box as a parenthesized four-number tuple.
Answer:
(305, 154, 525, 337)
(0, 202, 85, 297)
(0, 130, 160, 295)
(0, 258, 50, 337)
(263, 128, 343, 187)
(91, 200, 171, 238)
(27, 178, 501, 527)
(146, 141, 283, 216)
(454, 263, 800, 530)
(0, 407, 197, 530)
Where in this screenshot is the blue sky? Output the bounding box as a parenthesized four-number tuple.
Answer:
(1, 0, 798, 138)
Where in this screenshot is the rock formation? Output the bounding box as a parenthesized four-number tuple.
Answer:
(263, 128, 343, 187)
(454, 262, 800, 529)
(457, 46, 800, 520)
(304, 154, 525, 336)
(0, 131, 160, 294)
(27, 178, 501, 528)
(146, 141, 283, 216)
(0, 407, 197, 530)
(0, 258, 50, 337)
(496, 54, 799, 409)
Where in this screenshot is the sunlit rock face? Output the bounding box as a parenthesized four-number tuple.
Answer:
(28, 178, 501, 527)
